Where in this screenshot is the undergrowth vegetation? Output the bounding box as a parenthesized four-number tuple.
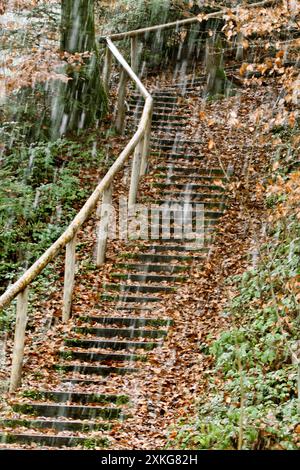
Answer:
(0, 135, 105, 296)
(169, 163, 300, 450)
(101, 0, 183, 33)
(100, 0, 210, 69)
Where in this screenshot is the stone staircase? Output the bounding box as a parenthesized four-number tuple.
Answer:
(0, 73, 230, 449)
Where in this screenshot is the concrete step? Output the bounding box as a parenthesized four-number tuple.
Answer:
(148, 199, 226, 209)
(137, 242, 210, 250)
(151, 151, 204, 159)
(132, 89, 176, 96)
(151, 138, 202, 146)
(127, 253, 204, 263)
(159, 86, 198, 94)
(155, 182, 225, 191)
(141, 244, 209, 253)
(148, 220, 221, 230)
(78, 316, 172, 327)
(100, 293, 162, 303)
(131, 107, 179, 116)
(11, 402, 125, 420)
(74, 327, 167, 339)
(156, 166, 225, 176)
(111, 273, 187, 283)
(140, 230, 216, 240)
(142, 236, 213, 244)
(159, 211, 218, 221)
(131, 96, 178, 104)
(129, 112, 187, 122)
(60, 350, 147, 363)
(148, 221, 219, 232)
(161, 191, 226, 200)
(129, 104, 178, 113)
(151, 144, 193, 152)
(155, 175, 226, 184)
(103, 283, 175, 294)
(152, 132, 185, 140)
(151, 121, 186, 128)
(152, 102, 179, 108)
(116, 263, 189, 273)
(65, 338, 162, 350)
(162, 77, 205, 85)
(139, 237, 212, 246)
(149, 207, 224, 219)
(0, 418, 112, 432)
(153, 91, 177, 97)
(151, 120, 185, 127)
(54, 364, 138, 376)
(161, 78, 203, 86)
(163, 77, 205, 88)
(152, 149, 205, 156)
(60, 378, 115, 385)
(0, 432, 108, 448)
(130, 97, 179, 105)
(152, 127, 186, 134)
(21, 390, 129, 404)
(114, 305, 153, 312)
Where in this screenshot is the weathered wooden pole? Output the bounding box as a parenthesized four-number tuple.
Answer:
(9, 287, 29, 393)
(103, 46, 112, 94)
(115, 70, 128, 134)
(96, 183, 113, 266)
(140, 111, 153, 176)
(131, 36, 139, 74)
(62, 234, 77, 322)
(129, 138, 144, 208)
(236, 31, 244, 61)
(205, 35, 226, 96)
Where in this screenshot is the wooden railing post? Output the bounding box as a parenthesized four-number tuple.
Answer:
(131, 36, 139, 74)
(0, 40, 153, 334)
(129, 138, 144, 208)
(140, 111, 153, 176)
(116, 70, 128, 134)
(103, 46, 112, 94)
(9, 287, 29, 393)
(236, 32, 244, 61)
(62, 234, 77, 323)
(96, 183, 113, 266)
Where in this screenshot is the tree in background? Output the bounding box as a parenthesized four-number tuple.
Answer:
(52, 0, 107, 138)
(61, 0, 95, 52)
(205, 34, 228, 97)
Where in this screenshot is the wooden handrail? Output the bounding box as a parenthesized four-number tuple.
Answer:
(0, 101, 153, 312)
(100, 17, 200, 42)
(1, 37, 153, 392)
(106, 38, 150, 99)
(98, 0, 278, 42)
(0, 42, 152, 313)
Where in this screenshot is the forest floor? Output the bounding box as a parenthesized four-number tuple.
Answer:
(1, 68, 286, 449)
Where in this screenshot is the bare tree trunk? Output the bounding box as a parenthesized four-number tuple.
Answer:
(61, 0, 95, 53)
(205, 34, 226, 97)
(52, 0, 107, 138)
(236, 31, 244, 61)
